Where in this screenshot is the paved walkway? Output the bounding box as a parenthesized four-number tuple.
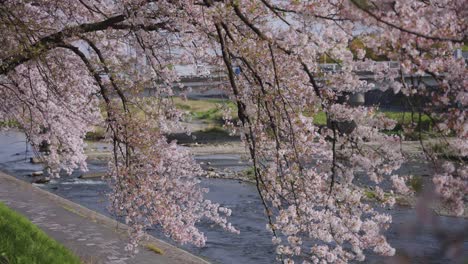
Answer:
(0, 171, 209, 264)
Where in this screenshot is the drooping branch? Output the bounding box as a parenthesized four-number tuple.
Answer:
(215, 23, 283, 258)
(0, 15, 125, 75)
(56, 42, 130, 164)
(349, 0, 467, 43)
(56, 44, 107, 102)
(0, 15, 172, 75)
(230, 3, 326, 102)
(82, 38, 128, 112)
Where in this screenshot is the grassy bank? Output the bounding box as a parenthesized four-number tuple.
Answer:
(172, 99, 434, 135)
(81, 97, 436, 140)
(86, 97, 236, 140)
(173, 97, 237, 123)
(85, 98, 436, 141)
(0, 202, 81, 264)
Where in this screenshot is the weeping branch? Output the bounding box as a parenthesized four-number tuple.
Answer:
(0, 15, 172, 75)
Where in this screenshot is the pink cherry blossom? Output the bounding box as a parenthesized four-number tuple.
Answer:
(0, 0, 466, 263)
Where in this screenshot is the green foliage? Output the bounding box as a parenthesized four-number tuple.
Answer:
(363, 189, 377, 200)
(409, 176, 423, 193)
(175, 104, 191, 111)
(352, 0, 371, 9)
(85, 127, 106, 141)
(199, 126, 229, 137)
(462, 44, 468, 52)
(192, 108, 222, 120)
(0, 202, 81, 264)
(349, 37, 389, 61)
(362, 188, 394, 203)
(317, 54, 338, 64)
(311, 110, 432, 131)
(243, 166, 256, 181)
(0, 120, 20, 128)
(381, 111, 431, 126)
(380, 111, 435, 140)
(174, 98, 237, 123)
(94, 98, 441, 142)
(144, 243, 164, 255)
(312, 112, 327, 126)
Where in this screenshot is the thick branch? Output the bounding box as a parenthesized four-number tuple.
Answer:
(0, 15, 126, 75)
(0, 15, 172, 75)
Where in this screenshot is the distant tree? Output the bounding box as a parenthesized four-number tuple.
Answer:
(0, 1, 466, 262)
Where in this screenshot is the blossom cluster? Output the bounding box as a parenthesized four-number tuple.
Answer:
(0, 0, 466, 263)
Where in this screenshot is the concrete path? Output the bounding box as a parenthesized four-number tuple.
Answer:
(0, 171, 209, 264)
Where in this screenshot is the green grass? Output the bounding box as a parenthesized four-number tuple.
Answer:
(0, 120, 20, 128)
(381, 111, 431, 127)
(349, 37, 389, 61)
(173, 98, 237, 123)
(312, 112, 327, 126)
(380, 111, 435, 140)
(462, 44, 468, 52)
(143, 243, 164, 255)
(362, 188, 395, 203)
(174, 101, 437, 141)
(85, 127, 106, 141)
(242, 166, 256, 181)
(88, 98, 439, 141)
(409, 176, 423, 193)
(363, 189, 378, 200)
(0, 202, 81, 264)
(311, 110, 432, 129)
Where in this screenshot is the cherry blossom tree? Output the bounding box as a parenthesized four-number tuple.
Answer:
(0, 0, 466, 263)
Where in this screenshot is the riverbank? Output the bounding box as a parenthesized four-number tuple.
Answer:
(0, 201, 81, 264)
(82, 137, 468, 218)
(0, 171, 209, 264)
(1, 130, 466, 264)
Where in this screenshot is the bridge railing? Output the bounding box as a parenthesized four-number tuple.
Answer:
(174, 60, 450, 80)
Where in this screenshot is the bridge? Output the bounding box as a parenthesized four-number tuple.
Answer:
(145, 51, 467, 105)
(165, 62, 433, 100)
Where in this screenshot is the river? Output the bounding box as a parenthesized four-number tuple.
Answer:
(0, 131, 466, 264)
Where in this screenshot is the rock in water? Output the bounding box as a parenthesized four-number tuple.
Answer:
(32, 176, 50, 184)
(206, 171, 218, 178)
(30, 171, 44, 177)
(30, 157, 43, 164)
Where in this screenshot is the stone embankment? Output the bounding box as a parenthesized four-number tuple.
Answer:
(0, 171, 210, 264)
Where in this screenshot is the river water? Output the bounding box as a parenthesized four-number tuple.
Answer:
(0, 131, 466, 264)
